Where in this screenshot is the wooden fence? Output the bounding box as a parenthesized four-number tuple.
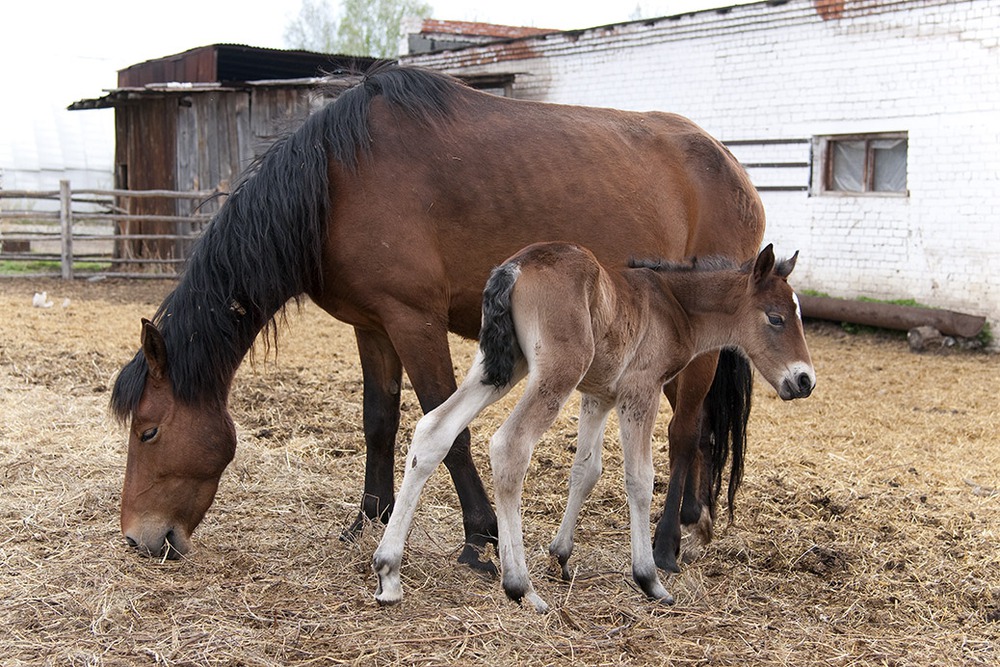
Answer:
(0, 180, 218, 279)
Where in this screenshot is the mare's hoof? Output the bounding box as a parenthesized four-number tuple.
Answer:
(653, 549, 682, 574)
(340, 511, 367, 543)
(458, 541, 499, 577)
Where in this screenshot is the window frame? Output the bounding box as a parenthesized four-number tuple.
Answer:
(815, 132, 909, 197)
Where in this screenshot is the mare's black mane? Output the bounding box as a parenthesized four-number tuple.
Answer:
(110, 65, 465, 422)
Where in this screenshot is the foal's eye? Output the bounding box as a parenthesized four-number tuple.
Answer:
(767, 313, 785, 327)
(139, 427, 159, 443)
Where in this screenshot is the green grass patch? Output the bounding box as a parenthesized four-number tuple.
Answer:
(0, 259, 111, 275)
(856, 296, 928, 308)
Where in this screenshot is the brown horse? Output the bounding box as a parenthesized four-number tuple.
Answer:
(110, 65, 765, 574)
(373, 242, 814, 611)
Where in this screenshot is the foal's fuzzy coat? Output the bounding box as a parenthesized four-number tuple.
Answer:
(373, 242, 814, 612)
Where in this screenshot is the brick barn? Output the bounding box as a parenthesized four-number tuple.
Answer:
(402, 0, 1000, 335)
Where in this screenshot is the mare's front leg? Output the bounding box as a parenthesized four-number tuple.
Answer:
(345, 327, 403, 537)
(653, 353, 717, 573)
(618, 388, 674, 605)
(373, 353, 515, 604)
(548, 394, 613, 580)
(384, 314, 499, 575)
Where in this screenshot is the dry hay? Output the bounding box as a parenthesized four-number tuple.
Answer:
(1, 277, 998, 667)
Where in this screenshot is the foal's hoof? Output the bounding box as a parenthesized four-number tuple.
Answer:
(372, 556, 403, 606)
(524, 591, 550, 614)
(653, 591, 676, 606)
(458, 541, 499, 577)
(635, 567, 676, 606)
(374, 591, 402, 607)
(547, 551, 572, 580)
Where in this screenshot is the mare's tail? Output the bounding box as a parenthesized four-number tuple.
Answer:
(479, 263, 521, 388)
(705, 348, 754, 520)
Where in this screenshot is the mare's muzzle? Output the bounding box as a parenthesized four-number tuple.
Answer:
(123, 521, 190, 560)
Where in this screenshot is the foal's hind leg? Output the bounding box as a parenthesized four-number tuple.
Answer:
(373, 353, 522, 605)
(386, 318, 500, 574)
(492, 372, 583, 614)
(549, 393, 613, 580)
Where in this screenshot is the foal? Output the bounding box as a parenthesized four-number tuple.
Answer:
(373, 242, 814, 612)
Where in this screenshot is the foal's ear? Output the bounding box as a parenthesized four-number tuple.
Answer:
(140, 318, 169, 381)
(775, 251, 799, 278)
(752, 243, 776, 286)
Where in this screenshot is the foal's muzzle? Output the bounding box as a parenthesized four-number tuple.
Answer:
(780, 367, 815, 400)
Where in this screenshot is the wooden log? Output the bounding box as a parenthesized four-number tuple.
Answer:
(798, 295, 986, 339)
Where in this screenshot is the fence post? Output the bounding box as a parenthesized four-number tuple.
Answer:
(59, 179, 73, 280)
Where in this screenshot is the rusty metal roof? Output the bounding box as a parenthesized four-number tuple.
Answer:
(116, 44, 376, 87)
(69, 45, 376, 111)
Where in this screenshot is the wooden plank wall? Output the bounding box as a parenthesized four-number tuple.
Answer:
(249, 87, 323, 151)
(115, 99, 178, 261)
(174, 91, 251, 257)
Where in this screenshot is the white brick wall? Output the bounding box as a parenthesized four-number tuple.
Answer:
(404, 0, 1000, 339)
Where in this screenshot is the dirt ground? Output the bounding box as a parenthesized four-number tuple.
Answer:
(1, 277, 998, 666)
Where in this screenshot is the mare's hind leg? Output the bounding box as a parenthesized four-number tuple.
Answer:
(653, 353, 717, 573)
(345, 328, 404, 538)
(548, 393, 613, 580)
(384, 316, 500, 575)
(373, 353, 522, 604)
(618, 388, 673, 605)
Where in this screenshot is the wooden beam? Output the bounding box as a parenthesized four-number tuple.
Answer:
(798, 295, 986, 339)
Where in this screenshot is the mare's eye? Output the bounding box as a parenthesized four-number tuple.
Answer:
(767, 313, 785, 327)
(140, 427, 159, 443)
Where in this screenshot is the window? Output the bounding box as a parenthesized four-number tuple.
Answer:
(462, 74, 515, 97)
(818, 133, 908, 195)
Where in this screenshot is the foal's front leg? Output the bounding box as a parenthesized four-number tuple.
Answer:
(549, 393, 613, 579)
(619, 389, 674, 605)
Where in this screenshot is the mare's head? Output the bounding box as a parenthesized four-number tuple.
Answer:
(113, 319, 236, 559)
(736, 244, 815, 401)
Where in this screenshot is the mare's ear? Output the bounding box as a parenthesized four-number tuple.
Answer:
(775, 251, 799, 278)
(752, 243, 776, 286)
(140, 318, 169, 381)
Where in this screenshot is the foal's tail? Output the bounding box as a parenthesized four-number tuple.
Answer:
(705, 348, 754, 520)
(479, 263, 521, 389)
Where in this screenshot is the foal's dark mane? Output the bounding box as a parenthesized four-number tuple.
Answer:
(110, 65, 465, 422)
(628, 252, 796, 277)
(628, 255, 746, 274)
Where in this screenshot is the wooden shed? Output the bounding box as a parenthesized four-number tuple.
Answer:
(70, 45, 375, 264)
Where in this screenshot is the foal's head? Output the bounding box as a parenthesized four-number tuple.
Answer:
(735, 244, 815, 401)
(113, 320, 236, 559)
